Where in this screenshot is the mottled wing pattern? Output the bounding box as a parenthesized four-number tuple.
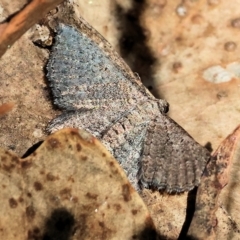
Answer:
(46, 24, 149, 111)
(101, 108, 149, 191)
(47, 23, 210, 193)
(48, 107, 136, 138)
(139, 114, 210, 193)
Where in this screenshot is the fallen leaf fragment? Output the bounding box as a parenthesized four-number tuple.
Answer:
(187, 125, 240, 239)
(0, 128, 156, 240)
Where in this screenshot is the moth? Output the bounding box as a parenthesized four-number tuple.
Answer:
(46, 21, 210, 193)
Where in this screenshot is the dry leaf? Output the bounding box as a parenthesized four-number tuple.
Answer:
(188, 125, 240, 239)
(1, 1, 240, 239)
(0, 128, 156, 239)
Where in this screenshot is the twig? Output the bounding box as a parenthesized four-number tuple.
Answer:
(0, 0, 64, 58)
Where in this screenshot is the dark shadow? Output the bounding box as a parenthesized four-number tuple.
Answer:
(21, 140, 43, 158)
(115, 0, 157, 91)
(178, 187, 198, 239)
(179, 236, 199, 240)
(204, 142, 213, 153)
(136, 227, 175, 240)
(42, 208, 75, 240)
(41, 208, 167, 239)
